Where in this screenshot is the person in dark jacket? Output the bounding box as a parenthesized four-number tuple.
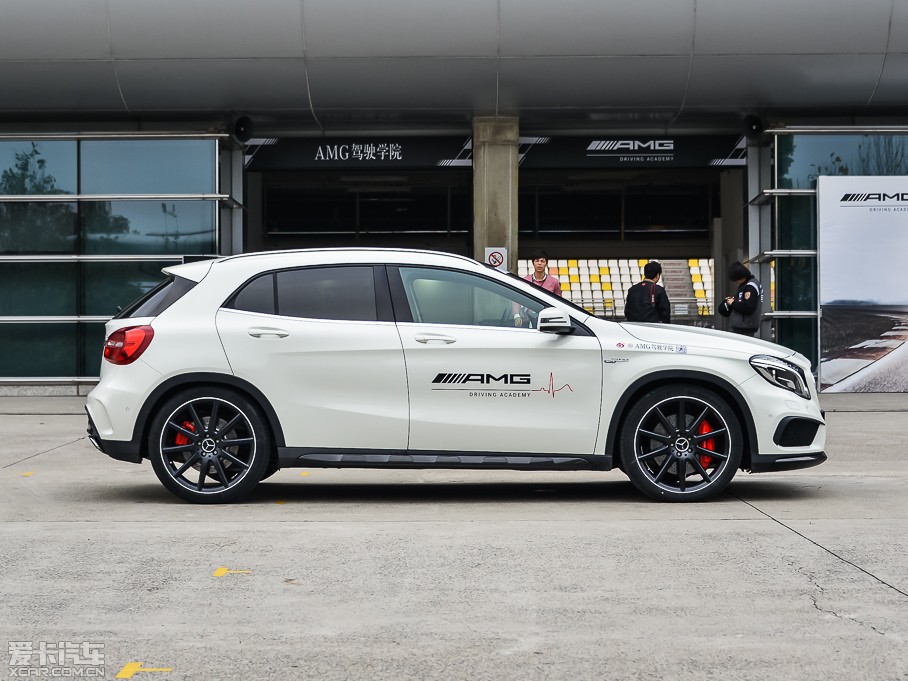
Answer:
(624, 261, 671, 323)
(718, 261, 763, 336)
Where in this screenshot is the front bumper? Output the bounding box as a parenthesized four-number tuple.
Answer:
(86, 407, 143, 464)
(749, 451, 827, 472)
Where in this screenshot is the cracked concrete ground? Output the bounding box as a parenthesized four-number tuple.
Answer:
(1, 395, 906, 680)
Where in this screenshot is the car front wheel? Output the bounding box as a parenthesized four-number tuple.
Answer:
(620, 385, 743, 502)
(148, 388, 271, 503)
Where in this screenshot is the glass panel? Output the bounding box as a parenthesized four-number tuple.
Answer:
(80, 140, 216, 194)
(230, 274, 276, 315)
(776, 134, 908, 189)
(775, 195, 816, 250)
(537, 191, 621, 234)
(0, 141, 77, 195)
(265, 187, 358, 234)
(82, 322, 106, 377)
(624, 186, 712, 238)
(0, 262, 77, 315)
(83, 261, 179, 317)
(358, 191, 448, 232)
(399, 266, 546, 327)
(0, 202, 78, 253)
(276, 267, 377, 321)
(775, 256, 817, 311)
(0, 323, 77, 376)
(82, 201, 216, 255)
(775, 317, 819, 370)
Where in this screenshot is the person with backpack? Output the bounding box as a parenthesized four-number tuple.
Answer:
(624, 261, 671, 323)
(718, 261, 764, 336)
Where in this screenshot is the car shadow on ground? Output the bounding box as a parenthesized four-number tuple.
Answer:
(90, 475, 822, 506)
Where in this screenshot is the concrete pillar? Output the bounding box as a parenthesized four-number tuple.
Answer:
(472, 117, 519, 271)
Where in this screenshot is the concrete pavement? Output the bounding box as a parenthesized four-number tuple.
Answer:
(1, 394, 906, 680)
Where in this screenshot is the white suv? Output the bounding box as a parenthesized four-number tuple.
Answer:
(86, 248, 826, 503)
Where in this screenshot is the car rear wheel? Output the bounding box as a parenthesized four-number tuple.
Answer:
(148, 388, 271, 503)
(620, 385, 742, 502)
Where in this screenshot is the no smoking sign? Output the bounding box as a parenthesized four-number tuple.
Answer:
(484, 247, 508, 272)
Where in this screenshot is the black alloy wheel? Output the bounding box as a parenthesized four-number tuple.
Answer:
(149, 388, 272, 503)
(620, 386, 742, 502)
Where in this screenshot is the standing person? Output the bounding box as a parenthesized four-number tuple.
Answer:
(513, 250, 561, 327)
(624, 261, 671, 323)
(522, 250, 562, 296)
(718, 261, 764, 336)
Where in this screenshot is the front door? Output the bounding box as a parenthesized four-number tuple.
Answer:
(391, 266, 602, 455)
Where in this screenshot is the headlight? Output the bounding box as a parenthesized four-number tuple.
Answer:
(749, 355, 811, 399)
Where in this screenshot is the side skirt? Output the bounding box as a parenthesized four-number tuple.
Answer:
(277, 448, 609, 471)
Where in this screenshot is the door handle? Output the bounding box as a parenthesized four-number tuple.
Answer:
(414, 333, 456, 344)
(248, 327, 289, 338)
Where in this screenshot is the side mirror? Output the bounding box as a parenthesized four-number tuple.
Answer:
(537, 307, 574, 335)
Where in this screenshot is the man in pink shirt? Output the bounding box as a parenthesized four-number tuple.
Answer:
(523, 250, 562, 296)
(514, 250, 562, 327)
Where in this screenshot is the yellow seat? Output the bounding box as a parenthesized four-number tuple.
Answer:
(562, 282, 571, 291)
(568, 259, 578, 267)
(692, 274, 702, 283)
(688, 258, 699, 267)
(638, 259, 648, 267)
(695, 289, 706, 299)
(590, 274, 600, 283)
(559, 267, 568, 275)
(602, 282, 612, 291)
(600, 266, 609, 275)
(569, 274, 580, 283)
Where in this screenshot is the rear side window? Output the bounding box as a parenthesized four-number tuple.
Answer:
(227, 266, 378, 322)
(113, 276, 197, 319)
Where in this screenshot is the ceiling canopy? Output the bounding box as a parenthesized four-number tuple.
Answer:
(1, 0, 906, 132)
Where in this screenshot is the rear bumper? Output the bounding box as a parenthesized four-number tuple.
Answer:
(749, 451, 827, 472)
(86, 407, 143, 464)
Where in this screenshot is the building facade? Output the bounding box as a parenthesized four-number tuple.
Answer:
(2, 0, 908, 385)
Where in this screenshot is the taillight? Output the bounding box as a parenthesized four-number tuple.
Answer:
(103, 325, 155, 365)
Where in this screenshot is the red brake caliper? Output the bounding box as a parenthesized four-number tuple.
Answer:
(698, 420, 715, 469)
(175, 421, 195, 446)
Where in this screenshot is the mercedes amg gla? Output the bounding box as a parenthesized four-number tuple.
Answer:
(86, 249, 826, 503)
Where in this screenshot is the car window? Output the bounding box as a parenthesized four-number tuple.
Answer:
(113, 275, 197, 319)
(277, 266, 377, 321)
(230, 273, 275, 315)
(398, 266, 546, 328)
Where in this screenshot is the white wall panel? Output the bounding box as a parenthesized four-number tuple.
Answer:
(696, 0, 891, 54)
(0, 0, 109, 60)
(500, 0, 695, 56)
(0, 62, 122, 110)
(304, 0, 498, 57)
(116, 59, 312, 111)
(687, 55, 881, 107)
(109, 0, 305, 59)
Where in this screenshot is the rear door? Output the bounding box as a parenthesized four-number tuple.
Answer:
(216, 265, 408, 450)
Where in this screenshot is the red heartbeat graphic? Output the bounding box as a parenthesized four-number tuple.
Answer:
(533, 372, 574, 398)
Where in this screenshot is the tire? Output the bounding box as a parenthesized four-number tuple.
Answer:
(148, 387, 272, 503)
(619, 385, 743, 502)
